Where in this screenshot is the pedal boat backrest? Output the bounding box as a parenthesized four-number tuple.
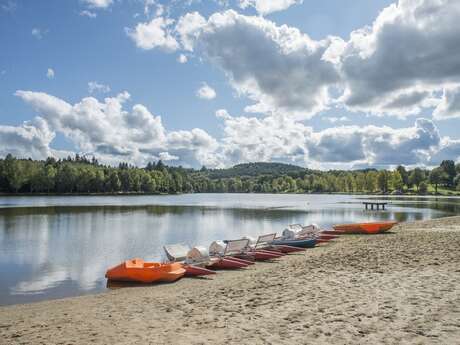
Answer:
(254, 233, 277, 249)
(163, 243, 190, 262)
(224, 238, 251, 255)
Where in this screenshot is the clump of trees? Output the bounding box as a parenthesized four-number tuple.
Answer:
(0, 154, 194, 194)
(1, 154, 459, 195)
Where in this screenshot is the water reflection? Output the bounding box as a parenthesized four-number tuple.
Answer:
(0, 193, 457, 305)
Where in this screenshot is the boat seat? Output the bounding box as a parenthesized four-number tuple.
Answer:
(224, 239, 250, 255)
(163, 244, 190, 262)
(255, 233, 277, 248)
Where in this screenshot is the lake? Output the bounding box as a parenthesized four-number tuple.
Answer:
(1, 193, 459, 306)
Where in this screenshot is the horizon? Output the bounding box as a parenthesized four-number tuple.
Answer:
(1, 0, 460, 170)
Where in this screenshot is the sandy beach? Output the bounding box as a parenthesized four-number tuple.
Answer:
(1, 217, 460, 345)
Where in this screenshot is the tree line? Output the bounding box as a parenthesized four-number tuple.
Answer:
(0, 154, 459, 195)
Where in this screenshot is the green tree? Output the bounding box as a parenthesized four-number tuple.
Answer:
(391, 171, 404, 191)
(377, 171, 389, 193)
(419, 181, 428, 194)
(107, 171, 121, 192)
(396, 165, 409, 188)
(409, 168, 425, 191)
(429, 168, 447, 194)
(141, 173, 156, 192)
(440, 160, 456, 187)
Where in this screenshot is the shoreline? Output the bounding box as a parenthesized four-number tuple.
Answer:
(1, 217, 460, 344)
(1, 190, 459, 197)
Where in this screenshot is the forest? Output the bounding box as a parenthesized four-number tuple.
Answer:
(0, 154, 459, 195)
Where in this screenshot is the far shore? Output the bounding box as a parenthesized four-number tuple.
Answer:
(1, 190, 459, 197)
(1, 217, 459, 344)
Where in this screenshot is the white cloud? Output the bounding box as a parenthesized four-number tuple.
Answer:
(308, 118, 440, 165)
(126, 17, 179, 51)
(4, 90, 460, 168)
(127, 1, 460, 120)
(429, 138, 460, 164)
(195, 10, 340, 119)
(126, 11, 339, 118)
(216, 110, 445, 168)
(0, 117, 55, 160)
(80, 10, 97, 18)
(339, 0, 460, 117)
(46, 68, 55, 79)
(215, 109, 231, 119)
(15, 90, 218, 168)
(88, 81, 111, 94)
(82, 0, 113, 9)
(433, 86, 460, 120)
(175, 12, 206, 52)
(177, 54, 188, 63)
(196, 82, 216, 100)
(238, 0, 303, 15)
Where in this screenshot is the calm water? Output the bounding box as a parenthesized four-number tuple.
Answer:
(1, 193, 459, 306)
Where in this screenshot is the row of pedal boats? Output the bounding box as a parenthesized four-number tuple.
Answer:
(105, 220, 398, 284)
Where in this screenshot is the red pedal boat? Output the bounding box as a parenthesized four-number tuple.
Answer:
(333, 221, 398, 234)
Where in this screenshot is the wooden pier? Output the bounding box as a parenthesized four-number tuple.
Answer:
(363, 201, 388, 210)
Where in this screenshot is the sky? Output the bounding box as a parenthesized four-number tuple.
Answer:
(1, 0, 460, 169)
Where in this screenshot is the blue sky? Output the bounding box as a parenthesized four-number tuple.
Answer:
(1, 0, 460, 169)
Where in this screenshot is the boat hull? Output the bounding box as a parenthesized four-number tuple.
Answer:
(271, 245, 306, 253)
(253, 250, 283, 261)
(270, 238, 317, 248)
(227, 256, 255, 265)
(321, 230, 345, 235)
(105, 259, 185, 283)
(184, 265, 217, 277)
(207, 257, 248, 269)
(333, 221, 398, 234)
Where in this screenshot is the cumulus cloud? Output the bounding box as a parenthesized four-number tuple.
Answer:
(433, 86, 460, 120)
(196, 82, 216, 100)
(82, 0, 112, 9)
(126, 1, 460, 120)
(196, 10, 340, 119)
(310, 118, 440, 165)
(218, 113, 310, 165)
(126, 17, 179, 51)
(4, 91, 459, 167)
(429, 138, 460, 164)
(0, 117, 55, 159)
(175, 12, 206, 51)
(15, 90, 218, 168)
(238, 0, 303, 15)
(215, 110, 446, 168)
(88, 81, 111, 94)
(127, 10, 340, 118)
(339, 0, 460, 116)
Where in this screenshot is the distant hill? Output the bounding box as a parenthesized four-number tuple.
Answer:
(203, 162, 307, 179)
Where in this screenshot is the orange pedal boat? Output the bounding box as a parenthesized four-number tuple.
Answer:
(333, 221, 398, 234)
(105, 258, 186, 283)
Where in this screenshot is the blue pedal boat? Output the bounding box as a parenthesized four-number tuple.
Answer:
(270, 238, 316, 248)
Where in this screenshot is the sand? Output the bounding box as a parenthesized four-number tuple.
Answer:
(1, 217, 460, 345)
